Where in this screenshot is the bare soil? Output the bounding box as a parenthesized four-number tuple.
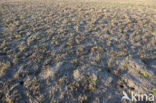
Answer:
(0, 0, 156, 103)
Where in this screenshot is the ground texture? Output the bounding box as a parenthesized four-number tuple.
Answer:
(0, 0, 156, 103)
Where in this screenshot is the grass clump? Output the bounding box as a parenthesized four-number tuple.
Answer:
(12, 55, 19, 65)
(122, 61, 129, 69)
(138, 71, 150, 78)
(152, 89, 156, 96)
(0, 61, 10, 76)
(66, 74, 98, 102)
(71, 59, 80, 67)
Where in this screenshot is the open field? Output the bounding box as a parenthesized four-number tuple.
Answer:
(0, 0, 156, 103)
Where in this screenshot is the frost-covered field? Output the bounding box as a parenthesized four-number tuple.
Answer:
(0, 0, 156, 103)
